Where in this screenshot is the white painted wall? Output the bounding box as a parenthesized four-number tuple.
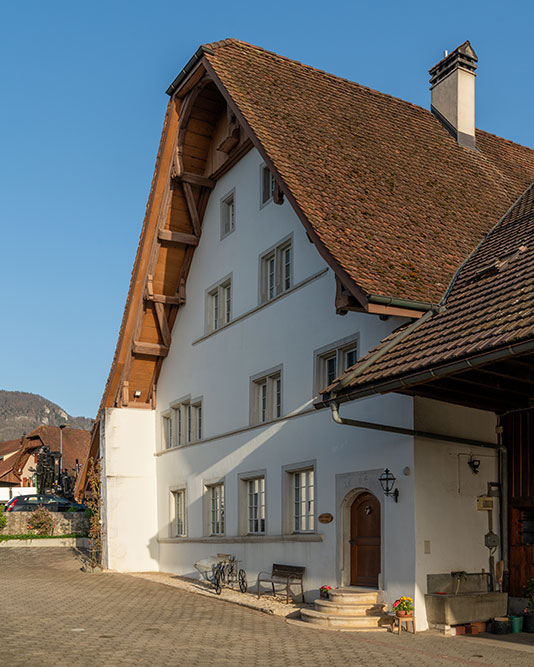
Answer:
(101, 407, 158, 571)
(153, 147, 418, 609)
(413, 398, 498, 629)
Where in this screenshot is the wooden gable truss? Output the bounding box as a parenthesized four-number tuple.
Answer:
(110, 69, 252, 413)
(77, 47, 434, 496)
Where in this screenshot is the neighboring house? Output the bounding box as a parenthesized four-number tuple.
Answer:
(0, 426, 90, 489)
(77, 40, 534, 629)
(321, 183, 534, 605)
(0, 439, 25, 486)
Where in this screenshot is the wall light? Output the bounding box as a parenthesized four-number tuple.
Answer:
(379, 468, 399, 502)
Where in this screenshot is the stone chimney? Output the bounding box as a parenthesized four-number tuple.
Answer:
(429, 41, 478, 149)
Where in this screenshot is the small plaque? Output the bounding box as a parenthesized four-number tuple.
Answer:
(318, 513, 333, 524)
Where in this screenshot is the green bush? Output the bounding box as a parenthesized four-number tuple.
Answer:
(0, 504, 6, 530)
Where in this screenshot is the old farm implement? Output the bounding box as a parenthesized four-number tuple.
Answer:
(194, 553, 247, 595)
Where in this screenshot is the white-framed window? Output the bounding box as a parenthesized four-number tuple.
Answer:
(293, 469, 315, 533)
(261, 165, 275, 206)
(260, 238, 292, 303)
(208, 483, 225, 535)
(247, 477, 265, 534)
(221, 190, 236, 238)
(315, 336, 359, 393)
(251, 367, 282, 424)
(162, 412, 174, 450)
(207, 277, 232, 332)
(167, 397, 203, 447)
(171, 489, 186, 537)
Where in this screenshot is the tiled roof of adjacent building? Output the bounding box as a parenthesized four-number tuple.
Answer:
(0, 426, 91, 486)
(0, 439, 22, 458)
(204, 39, 534, 304)
(321, 183, 534, 400)
(24, 426, 91, 472)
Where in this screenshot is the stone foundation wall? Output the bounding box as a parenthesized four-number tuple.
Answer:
(1, 512, 89, 536)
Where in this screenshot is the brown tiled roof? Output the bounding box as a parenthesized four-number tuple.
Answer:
(0, 426, 91, 487)
(204, 39, 534, 304)
(24, 426, 91, 472)
(0, 456, 20, 484)
(0, 439, 22, 458)
(322, 184, 534, 400)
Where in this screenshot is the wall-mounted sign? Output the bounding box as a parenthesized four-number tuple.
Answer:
(318, 513, 333, 524)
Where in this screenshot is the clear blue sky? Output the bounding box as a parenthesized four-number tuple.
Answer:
(1, 0, 532, 418)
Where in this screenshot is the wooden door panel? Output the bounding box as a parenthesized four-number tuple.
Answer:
(350, 492, 381, 587)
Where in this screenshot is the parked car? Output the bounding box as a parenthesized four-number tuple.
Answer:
(4, 494, 86, 513)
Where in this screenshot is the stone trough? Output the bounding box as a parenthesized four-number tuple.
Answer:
(425, 572, 507, 631)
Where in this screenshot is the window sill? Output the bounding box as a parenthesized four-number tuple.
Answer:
(155, 405, 316, 455)
(159, 534, 324, 544)
(192, 268, 328, 346)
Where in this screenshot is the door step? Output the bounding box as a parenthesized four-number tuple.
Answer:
(300, 588, 392, 631)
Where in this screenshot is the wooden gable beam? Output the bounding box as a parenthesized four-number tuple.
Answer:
(145, 293, 184, 305)
(154, 302, 172, 347)
(182, 182, 202, 236)
(132, 341, 170, 357)
(173, 172, 215, 189)
(158, 229, 200, 246)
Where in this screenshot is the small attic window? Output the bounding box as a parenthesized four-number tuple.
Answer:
(261, 165, 275, 206)
(221, 190, 236, 239)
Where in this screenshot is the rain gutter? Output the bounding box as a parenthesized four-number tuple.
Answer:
(323, 337, 534, 408)
(321, 307, 437, 399)
(367, 294, 438, 312)
(166, 46, 214, 96)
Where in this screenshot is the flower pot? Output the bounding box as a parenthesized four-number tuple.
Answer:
(320, 590, 329, 599)
(523, 614, 534, 633)
(510, 615, 523, 633)
(396, 610, 412, 617)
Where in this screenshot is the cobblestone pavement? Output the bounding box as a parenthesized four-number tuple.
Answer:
(2, 548, 534, 666)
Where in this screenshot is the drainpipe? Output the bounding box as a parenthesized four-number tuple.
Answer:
(330, 402, 499, 450)
(496, 418, 509, 584)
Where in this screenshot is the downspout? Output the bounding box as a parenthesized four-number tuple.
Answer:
(497, 417, 509, 584)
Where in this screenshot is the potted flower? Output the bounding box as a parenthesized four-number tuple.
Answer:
(393, 596, 414, 617)
(319, 585, 332, 599)
(523, 576, 534, 633)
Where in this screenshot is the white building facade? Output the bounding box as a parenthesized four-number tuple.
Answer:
(86, 38, 534, 630)
(100, 145, 498, 629)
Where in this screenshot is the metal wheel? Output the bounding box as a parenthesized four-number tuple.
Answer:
(238, 569, 247, 593)
(213, 569, 222, 595)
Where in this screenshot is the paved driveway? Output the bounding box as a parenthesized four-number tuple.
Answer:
(2, 548, 534, 666)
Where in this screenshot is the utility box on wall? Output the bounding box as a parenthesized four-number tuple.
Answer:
(477, 496, 494, 511)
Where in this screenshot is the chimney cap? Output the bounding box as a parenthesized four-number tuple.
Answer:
(429, 40, 478, 87)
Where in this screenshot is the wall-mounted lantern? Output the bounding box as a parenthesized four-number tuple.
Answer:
(379, 468, 399, 502)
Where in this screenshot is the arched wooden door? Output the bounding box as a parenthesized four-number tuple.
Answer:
(350, 491, 381, 587)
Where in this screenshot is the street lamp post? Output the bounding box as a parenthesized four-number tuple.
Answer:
(59, 424, 67, 482)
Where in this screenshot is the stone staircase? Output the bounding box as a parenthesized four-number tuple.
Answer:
(300, 587, 392, 630)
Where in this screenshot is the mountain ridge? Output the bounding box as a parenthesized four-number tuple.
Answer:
(0, 390, 93, 441)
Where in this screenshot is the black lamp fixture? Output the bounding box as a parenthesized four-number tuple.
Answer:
(379, 468, 399, 502)
(467, 457, 481, 475)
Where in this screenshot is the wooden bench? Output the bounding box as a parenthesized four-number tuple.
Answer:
(256, 564, 305, 603)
